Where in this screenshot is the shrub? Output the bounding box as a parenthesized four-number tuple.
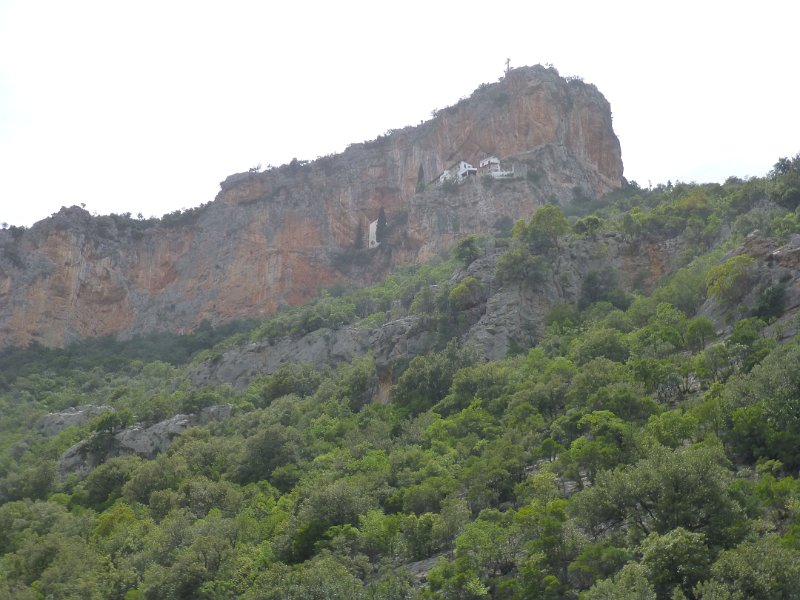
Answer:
(705, 255, 757, 303)
(441, 179, 459, 194)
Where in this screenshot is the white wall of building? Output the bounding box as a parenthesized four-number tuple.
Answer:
(368, 219, 379, 248)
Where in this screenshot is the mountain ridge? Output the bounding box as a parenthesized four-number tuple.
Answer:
(0, 65, 623, 348)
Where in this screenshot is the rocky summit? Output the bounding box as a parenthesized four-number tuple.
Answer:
(0, 65, 623, 348)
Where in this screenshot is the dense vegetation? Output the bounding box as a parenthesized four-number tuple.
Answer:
(1, 156, 800, 599)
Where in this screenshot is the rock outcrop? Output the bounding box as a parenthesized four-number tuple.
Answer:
(188, 232, 689, 390)
(35, 405, 114, 437)
(187, 315, 436, 392)
(57, 404, 232, 478)
(0, 65, 623, 348)
(699, 231, 800, 338)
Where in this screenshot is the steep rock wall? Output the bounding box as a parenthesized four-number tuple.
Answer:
(0, 65, 623, 348)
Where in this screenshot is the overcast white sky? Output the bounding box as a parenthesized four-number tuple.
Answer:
(1, 0, 798, 227)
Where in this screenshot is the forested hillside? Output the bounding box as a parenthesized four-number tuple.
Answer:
(1, 155, 800, 599)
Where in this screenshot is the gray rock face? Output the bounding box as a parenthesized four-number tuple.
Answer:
(404, 555, 449, 584)
(188, 233, 692, 389)
(113, 413, 194, 457)
(189, 328, 371, 389)
(465, 286, 542, 360)
(188, 316, 437, 390)
(462, 234, 680, 360)
(35, 405, 114, 437)
(699, 232, 800, 337)
(57, 404, 232, 479)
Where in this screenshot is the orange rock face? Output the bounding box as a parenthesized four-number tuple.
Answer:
(0, 66, 624, 348)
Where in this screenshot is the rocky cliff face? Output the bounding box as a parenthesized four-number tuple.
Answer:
(186, 231, 688, 392)
(56, 404, 232, 479)
(0, 65, 623, 348)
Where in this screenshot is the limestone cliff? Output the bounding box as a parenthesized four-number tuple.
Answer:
(0, 65, 623, 348)
(186, 231, 689, 391)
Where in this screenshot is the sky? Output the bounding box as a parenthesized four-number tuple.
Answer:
(1, 0, 799, 227)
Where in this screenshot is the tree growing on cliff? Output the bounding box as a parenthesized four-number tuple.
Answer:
(417, 164, 426, 193)
(91, 409, 134, 435)
(769, 153, 800, 210)
(705, 255, 756, 304)
(376, 208, 388, 243)
(513, 204, 569, 252)
(454, 235, 482, 266)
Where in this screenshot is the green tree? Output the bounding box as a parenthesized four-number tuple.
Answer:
(331, 354, 378, 412)
(79, 455, 142, 510)
(705, 255, 756, 304)
(448, 277, 485, 311)
(640, 528, 710, 599)
(768, 153, 800, 210)
(524, 204, 569, 251)
(586, 382, 657, 423)
(569, 327, 630, 365)
(752, 284, 785, 320)
(621, 207, 645, 241)
(496, 245, 547, 284)
(122, 454, 187, 505)
(583, 562, 657, 600)
(568, 540, 632, 591)
(568, 410, 634, 483)
(573, 215, 603, 238)
(460, 436, 526, 512)
(641, 411, 699, 449)
(653, 266, 708, 316)
(454, 235, 482, 266)
(390, 341, 477, 415)
(572, 445, 743, 547)
(244, 554, 367, 600)
(425, 508, 520, 597)
(290, 477, 377, 562)
(91, 409, 134, 434)
(356, 509, 402, 560)
(457, 510, 520, 578)
(722, 339, 800, 468)
(567, 357, 630, 408)
(0, 461, 56, 502)
(516, 498, 582, 584)
(238, 424, 302, 488)
(695, 534, 800, 600)
(686, 317, 715, 352)
(579, 268, 628, 310)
